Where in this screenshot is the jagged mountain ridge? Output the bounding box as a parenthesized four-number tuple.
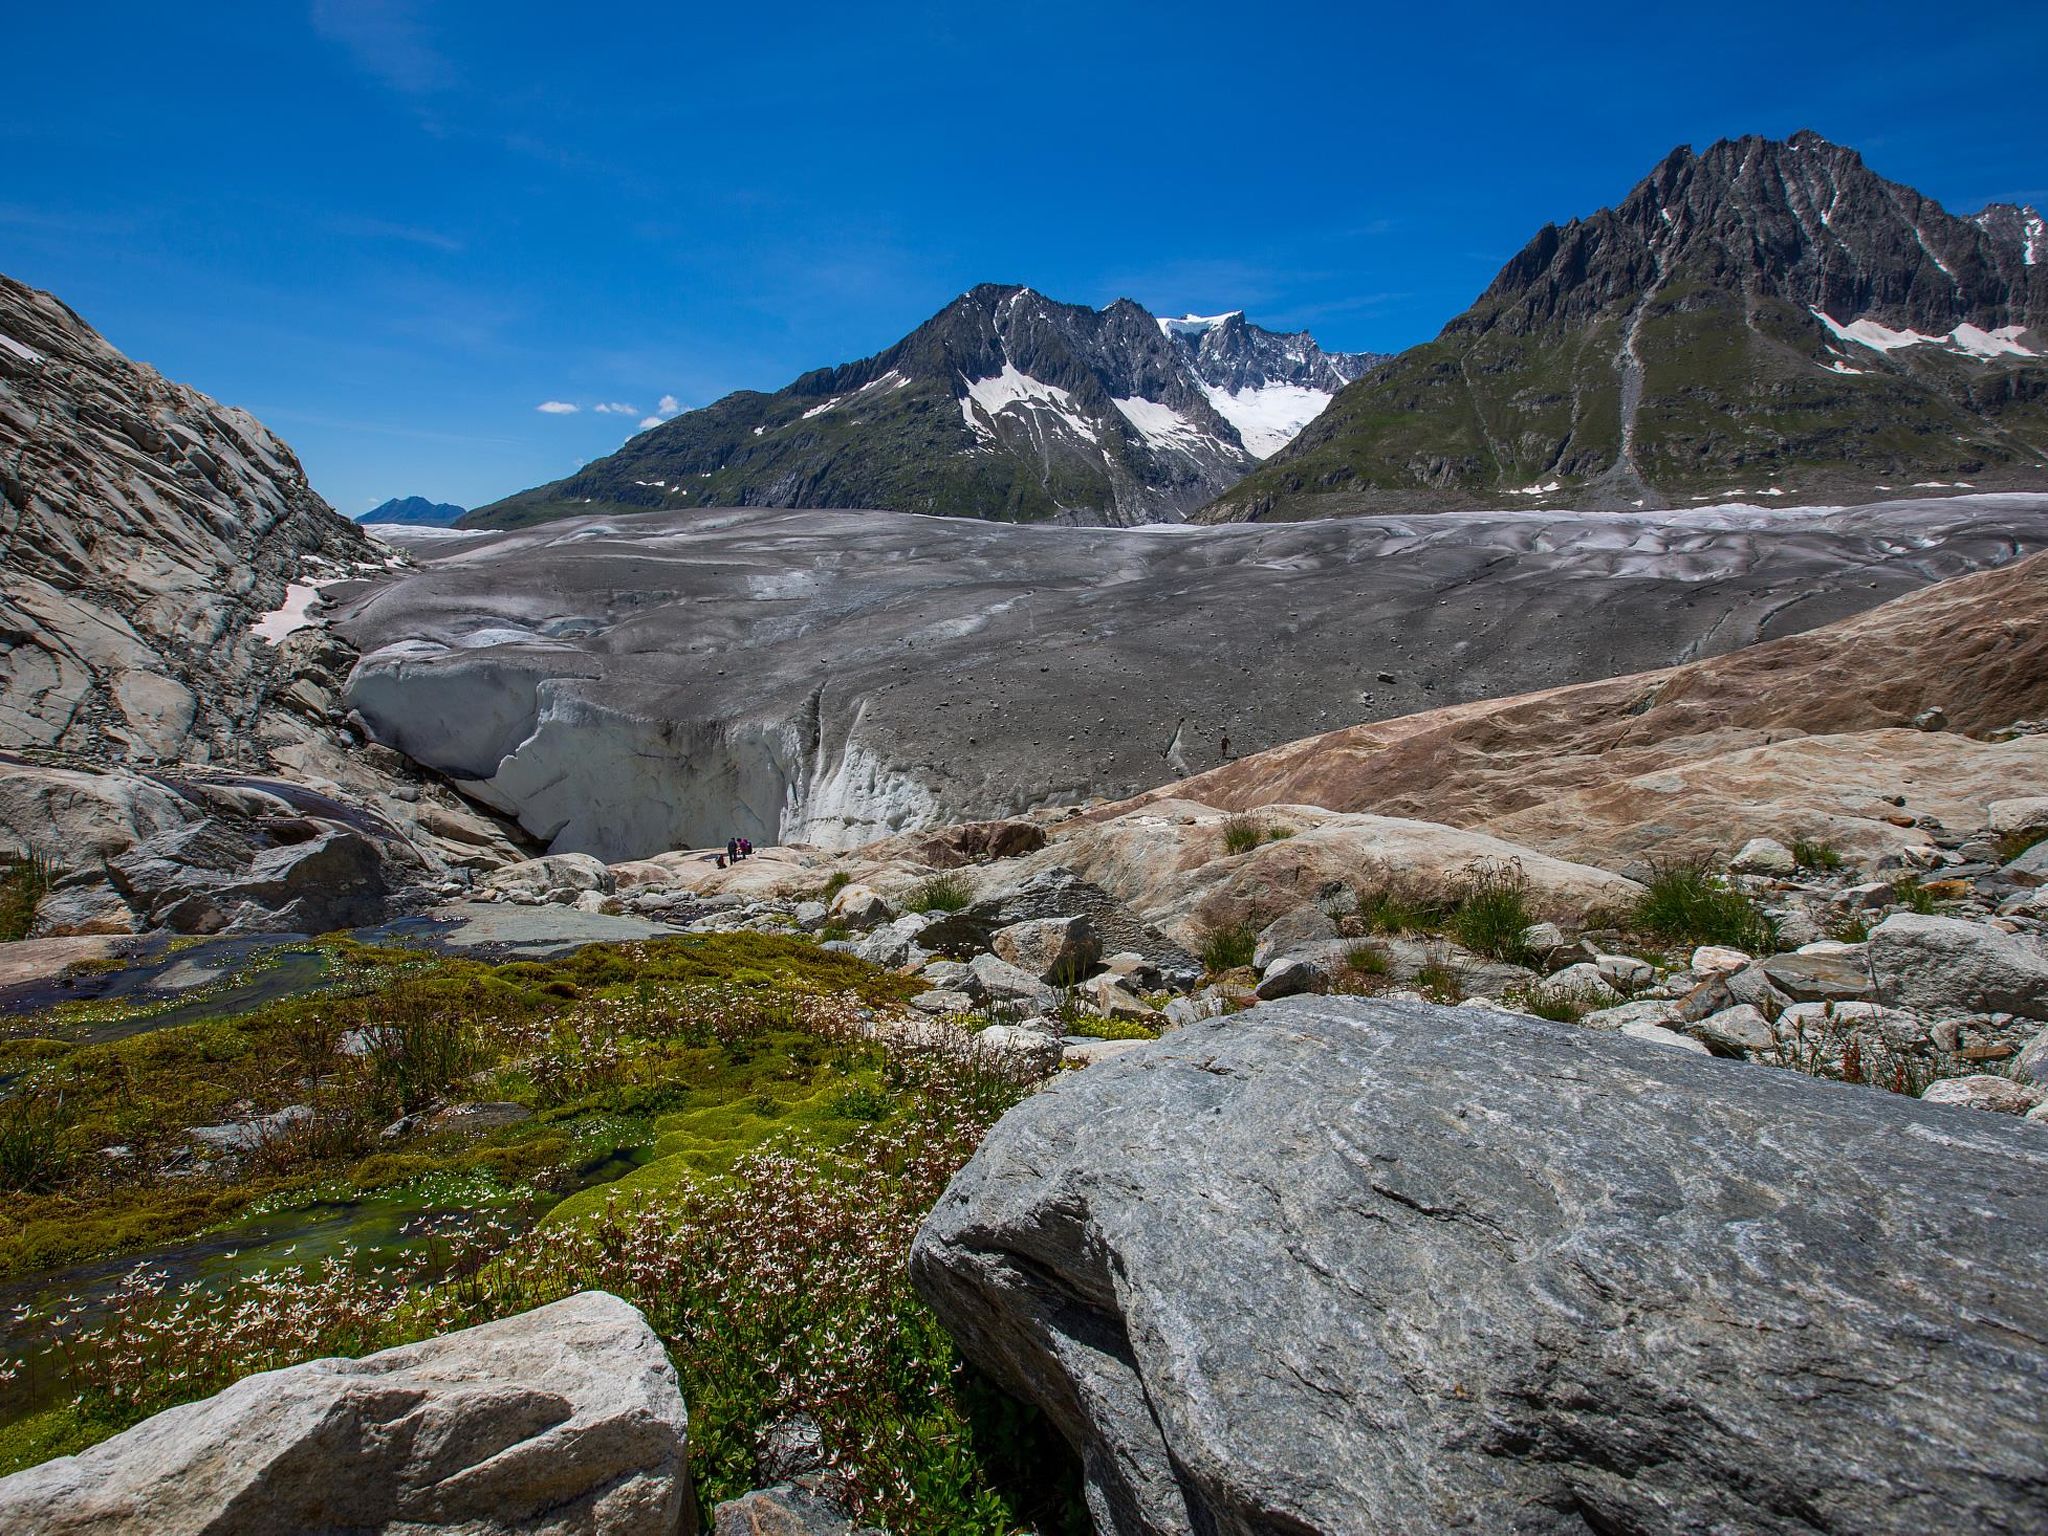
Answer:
(359, 496, 466, 527)
(465, 286, 1382, 529)
(1205, 131, 2048, 521)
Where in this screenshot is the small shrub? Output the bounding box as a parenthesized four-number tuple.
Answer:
(1791, 839, 1844, 872)
(903, 874, 972, 914)
(0, 1085, 72, 1193)
(1521, 989, 1593, 1023)
(1890, 879, 1940, 915)
(0, 854, 55, 943)
(1346, 944, 1389, 976)
(1265, 826, 1295, 843)
(817, 871, 851, 900)
(1996, 828, 2047, 865)
(1412, 963, 1462, 1004)
(1627, 860, 1778, 951)
(1219, 817, 1265, 856)
(1447, 859, 1535, 964)
(1065, 1014, 1158, 1041)
(1354, 879, 1447, 936)
(1198, 920, 1258, 974)
(1824, 910, 1872, 944)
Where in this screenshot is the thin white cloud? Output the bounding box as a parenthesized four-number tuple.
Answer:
(309, 0, 453, 96)
(592, 402, 639, 415)
(639, 416, 664, 430)
(536, 400, 579, 414)
(657, 394, 682, 415)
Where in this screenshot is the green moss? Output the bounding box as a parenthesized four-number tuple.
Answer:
(0, 1403, 122, 1477)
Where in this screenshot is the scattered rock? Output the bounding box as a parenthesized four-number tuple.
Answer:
(1251, 905, 1338, 970)
(1920, 1075, 2045, 1116)
(913, 997, 2048, 1535)
(186, 1103, 313, 1155)
(1063, 1038, 1152, 1068)
(991, 915, 1100, 983)
(712, 1484, 878, 1535)
(967, 953, 1052, 1009)
(1593, 952, 1654, 992)
(482, 852, 614, 903)
(911, 989, 975, 1015)
(0, 1292, 689, 1534)
(1694, 1003, 1774, 1055)
(971, 1024, 1062, 1077)
(1869, 912, 2048, 1019)
(1075, 974, 1159, 1022)
(2014, 1024, 2048, 1086)
(1620, 1019, 1712, 1054)
(1760, 946, 1876, 1003)
(1519, 920, 1568, 960)
(2004, 841, 2048, 888)
(1731, 836, 1796, 875)
(1987, 797, 2048, 838)
(827, 883, 892, 928)
(1530, 962, 1622, 1009)
(1690, 944, 1752, 976)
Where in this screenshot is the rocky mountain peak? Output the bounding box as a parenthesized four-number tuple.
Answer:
(467, 285, 1384, 529)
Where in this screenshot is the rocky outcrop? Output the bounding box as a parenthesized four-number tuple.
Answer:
(0, 270, 385, 764)
(0, 270, 526, 916)
(1207, 132, 2048, 520)
(913, 998, 2048, 1534)
(0, 1291, 692, 1535)
(340, 495, 2048, 860)
(1133, 545, 2048, 872)
(0, 755, 458, 936)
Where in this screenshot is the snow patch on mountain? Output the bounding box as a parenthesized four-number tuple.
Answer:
(1197, 381, 1340, 459)
(1813, 308, 2039, 359)
(1112, 396, 1210, 452)
(960, 362, 1096, 442)
(1158, 312, 1241, 337)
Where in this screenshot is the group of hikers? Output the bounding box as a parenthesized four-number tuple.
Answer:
(715, 835, 754, 869)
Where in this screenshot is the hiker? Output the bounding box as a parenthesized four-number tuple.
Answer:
(726, 837, 739, 865)
(738, 836, 753, 860)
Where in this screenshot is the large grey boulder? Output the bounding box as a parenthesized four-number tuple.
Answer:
(922, 868, 1201, 985)
(912, 997, 2048, 1535)
(991, 914, 1101, 983)
(1869, 911, 2048, 1018)
(0, 1291, 690, 1534)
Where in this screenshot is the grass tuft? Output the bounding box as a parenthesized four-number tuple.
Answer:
(1219, 817, 1265, 856)
(1446, 859, 1536, 964)
(1626, 859, 1778, 951)
(0, 855, 55, 943)
(1197, 919, 1258, 975)
(902, 874, 972, 914)
(1791, 839, 1844, 873)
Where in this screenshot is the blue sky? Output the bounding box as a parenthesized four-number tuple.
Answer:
(5, 1, 2044, 514)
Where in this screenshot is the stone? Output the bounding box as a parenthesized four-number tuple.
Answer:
(792, 899, 829, 929)
(2015, 1024, 2048, 1086)
(1760, 947, 1876, 1003)
(1579, 999, 1684, 1032)
(1163, 990, 1230, 1030)
(851, 926, 913, 969)
(1519, 921, 1568, 960)
(914, 958, 975, 994)
(1725, 962, 1792, 1012)
(1920, 1074, 2045, 1116)
(967, 952, 1053, 1009)
(1869, 912, 2048, 1019)
(826, 883, 892, 928)
(1694, 1003, 1774, 1056)
(1100, 950, 1165, 991)
(921, 866, 1203, 984)
(1530, 961, 1622, 1008)
(1730, 836, 1796, 875)
(971, 1024, 1062, 1077)
(2004, 841, 2048, 888)
(1690, 944, 1751, 976)
(1063, 1038, 1153, 1068)
(1076, 975, 1159, 1022)
(912, 997, 2048, 1536)
(186, 1104, 314, 1155)
(1592, 952, 1653, 992)
(482, 852, 614, 900)
(0, 1292, 689, 1535)
(991, 915, 1101, 983)
(1253, 951, 1328, 1001)
(911, 989, 976, 1015)
(1251, 905, 1338, 971)
(28, 879, 140, 937)
(1620, 1019, 1712, 1054)
(712, 1484, 877, 1535)
(1987, 797, 2048, 837)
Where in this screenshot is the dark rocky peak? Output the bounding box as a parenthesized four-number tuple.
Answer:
(1465, 131, 2047, 340)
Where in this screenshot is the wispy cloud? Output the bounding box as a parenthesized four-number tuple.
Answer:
(638, 417, 664, 430)
(309, 0, 453, 96)
(591, 401, 639, 415)
(657, 394, 682, 415)
(536, 400, 579, 414)
(328, 213, 464, 253)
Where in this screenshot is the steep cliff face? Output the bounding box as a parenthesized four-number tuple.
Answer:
(465, 286, 1382, 530)
(0, 271, 387, 764)
(1207, 132, 2048, 520)
(0, 271, 524, 914)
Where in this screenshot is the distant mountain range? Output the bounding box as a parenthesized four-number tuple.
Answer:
(359, 496, 466, 526)
(464, 288, 1382, 529)
(1203, 131, 2048, 521)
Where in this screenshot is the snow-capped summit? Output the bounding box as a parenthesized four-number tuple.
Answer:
(470, 286, 1385, 529)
